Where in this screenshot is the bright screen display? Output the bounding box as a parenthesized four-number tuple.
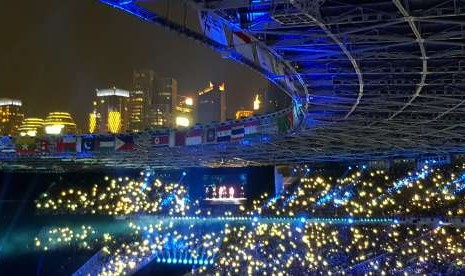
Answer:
(202, 174, 247, 205)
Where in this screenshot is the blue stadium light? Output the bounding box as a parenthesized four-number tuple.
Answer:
(182, 171, 187, 176)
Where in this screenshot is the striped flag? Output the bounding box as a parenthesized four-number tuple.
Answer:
(217, 125, 231, 143)
(231, 123, 245, 142)
(57, 136, 77, 153)
(244, 120, 260, 136)
(186, 129, 203, 146)
(14, 136, 36, 155)
(98, 136, 115, 152)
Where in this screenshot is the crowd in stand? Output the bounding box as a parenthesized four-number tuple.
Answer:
(34, 161, 465, 275)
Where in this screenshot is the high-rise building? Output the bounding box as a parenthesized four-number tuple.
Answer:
(131, 70, 178, 129)
(132, 70, 158, 130)
(0, 99, 24, 136)
(18, 118, 45, 137)
(44, 112, 77, 135)
(154, 77, 177, 127)
(174, 95, 195, 127)
(258, 85, 291, 114)
(89, 88, 130, 134)
(128, 90, 144, 132)
(197, 82, 226, 124)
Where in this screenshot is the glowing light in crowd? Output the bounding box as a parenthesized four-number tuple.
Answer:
(33, 162, 465, 275)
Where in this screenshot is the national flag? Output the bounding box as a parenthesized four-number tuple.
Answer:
(0, 136, 15, 153)
(244, 120, 260, 136)
(232, 31, 255, 62)
(98, 136, 115, 152)
(115, 135, 135, 151)
(37, 138, 50, 153)
(231, 123, 245, 142)
(205, 128, 216, 143)
(186, 128, 203, 146)
(57, 136, 77, 153)
(79, 136, 96, 152)
(152, 134, 169, 147)
(174, 131, 187, 146)
(14, 136, 36, 155)
(216, 125, 231, 143)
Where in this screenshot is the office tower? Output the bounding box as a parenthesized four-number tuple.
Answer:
(89, 88, 129, 134)
(132, 69, 158, 129)
(0, 98, 24, 136)
(197, 82, 226, 124)
(155, 77, 177, 127)
(128, 90, 144, 132)
(174, 95, 195, 127)
(259, 85, 291, 114)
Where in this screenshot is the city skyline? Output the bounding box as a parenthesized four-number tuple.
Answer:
(0, 1, 268, 129)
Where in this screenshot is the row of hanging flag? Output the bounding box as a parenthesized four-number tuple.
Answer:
(0, 112, 294, 155)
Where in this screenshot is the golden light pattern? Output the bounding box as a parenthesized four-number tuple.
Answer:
(18, 117, 45, 137)
(89, 112, 97, 134)
(108, 111, 122, 134)
(44, 112, 77, 134)
(235, 110, 254, 120)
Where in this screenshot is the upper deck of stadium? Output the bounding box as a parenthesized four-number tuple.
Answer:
(2, 0, 465, 171)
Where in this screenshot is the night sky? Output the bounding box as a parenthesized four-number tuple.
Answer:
(0, 1, 268, 128)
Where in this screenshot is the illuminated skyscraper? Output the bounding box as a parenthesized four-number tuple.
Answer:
(257, 85, 291, 114)
(44, 112, 77, 135)
(128, 90, 144, 132)
(174, 95, 195, 127)
(89, 88, 129, 134)
(131, 70, 179, 129)
(197, 82, 226, 124)
(0, 99, 24, 136)
(18, 118, 45, 137)
(154, 77, 177, 127)
(132, 69, 157, 130)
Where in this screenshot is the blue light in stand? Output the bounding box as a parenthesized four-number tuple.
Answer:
(182, 171, 187, 176)
(348, 218, 354, 224)
(253, 217, 258, 222)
